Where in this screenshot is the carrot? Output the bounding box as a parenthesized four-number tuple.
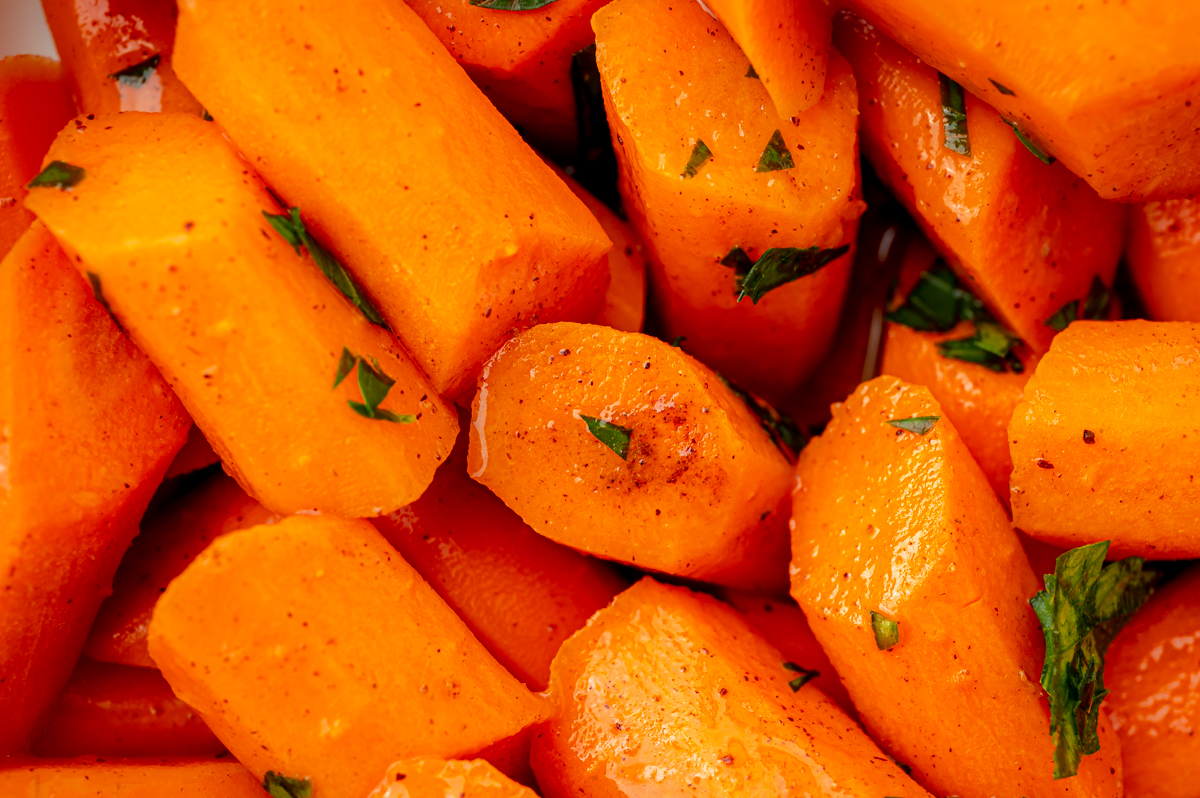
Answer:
(0, 222, 189, 754)
(0, 757, 263, 796)
(0, 56, 74, 259)
(373, 411, 629, 692)
(702, 0, 834, 119)
(84, 472, 281, 668)
(836, 13, 1126, 355)
(592, 0, 864, 405)
(370, 757, 539, 798)
(1107, 565, 1200, 798)
(1009, 320, 1200, 558)
(468, 322, 794, 592)
(790, 375, 1122, 797)
(1128, 199, 1200, 322)
(25, 112, 458, 517)
(531, 577, 932, 798)
(842, 0, 1200, 202)
(163, 425, 221, 481)
(172, 0, 612, 403)
(147, 515, 550, 798)
(40, 0, 202, 115)
(30, 658, 225, 758)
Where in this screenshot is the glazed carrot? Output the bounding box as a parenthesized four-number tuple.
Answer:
(147, 515, 550, 798)
(0, 56, 74, 259)
(593, 0, 863, 405)
(790, 376, 1122, 798)
(369, 758, 538, 798)
(40, 0, 203, 115)
(0, 223, 188, 754)
(531, 578, 932, 798)
(85, 472, 281, 668)
(843, 0, 1200, 202)
(172, 0, 612, 403)
(163, 425, 221, 481)
(1107, 565, 1200, 798)
(703, 0, 833, 119)
(836, 13, 1126, 354)
(468, 322, 794, 592)
(1009, 320, 1200, 558)
(0, 757, 262, 796)
(25, 112, 458, 517)
(31, 658, 225, 758)
(1127, 199, 1200, 322)
(373, 413, 629, 691)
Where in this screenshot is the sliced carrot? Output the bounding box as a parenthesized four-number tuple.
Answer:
(1128, 199, 1200, 322)
(163, 425, 221, 481)
(0, 757, 262, 796)
(370, 757, 538, 798)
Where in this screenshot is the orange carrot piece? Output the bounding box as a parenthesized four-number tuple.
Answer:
(0, 757, 262, 796)
(0, 223, 188, 754)
(593, 0, 863, 404)
(85, 473, 281, 668)
(163, 425, 220, 481)
(1009, 320, 1200, 558)
(0, 56, 74, 260)
(25, 112, 458, 517)
(147, 515, 550, 798)
(531, 578, 932, 798)
(791, 376, 1122, 798)
(370, 757, 539, 798)
(173, 0, 612, 402)
(468, 322, 794, 592)
(1128, 199, 1200, 322)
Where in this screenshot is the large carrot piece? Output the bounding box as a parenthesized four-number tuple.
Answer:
(837, 13, 1126, 354)
(147, 515, 549, 798)
(468, 322, 794, 592)
(844, 0, 1200, 202)
(790, 376, 1122, 798)
(0, 757, 262, 796)
(40, 0, 202, 115)
(0, 223, 188, 754)
(531, 578, 932, 798)
(172, 0, 611, 403)
(0, 56, 74, 259)
(1128, 199, 1200, 322)
(592, 0, 863, 404)
(1009, 320, 1200, 558)
(371, 758, 539, 798)
(25, 112, 458, 517)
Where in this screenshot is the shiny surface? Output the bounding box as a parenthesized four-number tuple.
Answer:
(1128, 198, 1200, 322)
(0, 757, 263, 796)
(369, 757, 538, 798)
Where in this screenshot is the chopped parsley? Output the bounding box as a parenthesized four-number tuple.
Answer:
(871, 611, 899, 650)
(469, 0, 559, 7)
(1005, 120, 1056, 165)
(681, 140, 712, 179)
(887, 416, 939, 435)
(670, 335, 686, 347)
(1045, 276, 1110, 332)
(989, 79, 1016, 96)
(333, 347, 415, 423)
(1030, 541, 1157, 779)
(108, 54, 159, 87)
(723, 244, 851, 304)
(581, 415, 632, 460)
(27, 160, 85, 190)
(755, 129, 794, 172)
(717, 373, 806, 462)
(263, 772, 312, 798)
(939, 73, 971, 156)
(85, 271, 123, 330)
(745, 64, 759, 79)
(782, 661, 819, 692)
(202, 109, 214, 122)
(937, 320, 1024, 373)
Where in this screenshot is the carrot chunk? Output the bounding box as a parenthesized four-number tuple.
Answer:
(0, 757, 263, 796)
(1128, 199, 1200, 322)
(370, 757, 539, 798)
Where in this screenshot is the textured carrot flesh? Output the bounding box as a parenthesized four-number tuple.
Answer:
(1127, 199, 1200, 322)
(370, 757, 539, 798)
(0, 757, 263, 796)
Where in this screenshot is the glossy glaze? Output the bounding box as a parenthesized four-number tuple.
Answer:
(368, 757, 538, 798)
(1128, 199, 1200, 322)
(0, 757, 262, 796)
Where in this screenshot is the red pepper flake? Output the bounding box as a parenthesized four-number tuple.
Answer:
(1083, 430, 1095, 444)
(720, 755, 734, 765)
(1037, 458, 1054, 469)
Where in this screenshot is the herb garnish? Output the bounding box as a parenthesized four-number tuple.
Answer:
(745, 64, 759, 79)
(1030, 541, 1157, 779)
(755, 130, 794, 172)
(263, 772, 312, 798)
(581, 415, 632, 460)
(1005, 120, 1056, 165)
(681, 140, 712, 179)
(202, 109, 214, 122)
(871, 611, 899, 650)
(1045, 276, 1110, 332)
(939, 73, 971, 156)
(332, 347, 414, 423)
(469, 0, 559, 8)
(263, 208, 388, 328)
(937, 320, 1024, 373)
(989, 79, 1016, 96)
(716, 373, 805, 462)
(723, 244, 850, 303)
(85, 271, 123, 330)
(27, 160, 85, 190)
(782, 661, 819, 692)
(887, 416, 939, 435)
(109, 54, 160, 86)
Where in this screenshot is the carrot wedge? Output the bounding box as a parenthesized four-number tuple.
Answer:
(1127, 199, 1200, 322)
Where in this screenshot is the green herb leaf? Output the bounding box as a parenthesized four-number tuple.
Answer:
(1030, 541, 1157, 779)
(202, 109, 214, 122)
(939, 73, 971, 156)
(719, 246, 754, 276)
(333, 347, 358, 389)
(670, 336, 686, 347)
(755, 129, 794, 172)
(887, 416, 939, 435)
(109, 54, 160, 86)
(782, 661, 819, 692)
(937, 320, 1024, 373)
(681, 139, 712, 179)
(1045, 276, 1110, 332)
(263, 772, 312, 798)
(27, 160, 85, 190)
(374, 408, 417, 424)
(1005, 120, 1056, 165)
(333, 349, 412, 423)
(989, 79, 1016, 96)
(716, 373, 806, 462)
(871, 611, 899, 650)
(735, 244, 850, 304)
(885, 265, 984, 332)
(264, 210, 303, 254)
(469, 0, 559, 7)
(745, 63, 759, 79)
(581, 414, 632, 460)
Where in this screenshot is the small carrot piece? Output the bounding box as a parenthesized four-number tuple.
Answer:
(1127, 199, 1200, 322)
(0, 757, 263, 796)
(370, 757, 538, 798)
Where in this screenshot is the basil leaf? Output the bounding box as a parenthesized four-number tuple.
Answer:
(1005, 120, 1056, 165)
(1045, 276, 1110, 332)
(357, 357, 395, 415)
(202, 109, 214, 122)
(27, 160, 85, 190)
(973, 320, 1019, 357)
(263, 210, 303, 254)
(989, 79, 1016, 96)
(736, 244, 850, 303)
(374, 408, 417, 424)
(581, 414, 632, 460)
(681, 139, 712, 179)
(871, 611, 899, 650)
(1030, 541, 1157, 779)
(719, 246, 754, 276)
(263, 772, 312, 798)
(782, 661, 819, 692)
(939, 73, 971, 156)
(469, 0, 559, 7)
(746, 64, 759, 79)
(887, 416, 939, 435)
(717, 373, 806, 461)
(109, 54, 160, 87)
(755, 129, 794, 172)
(670, 335, 686, 347)
(333, 347, 358, 389)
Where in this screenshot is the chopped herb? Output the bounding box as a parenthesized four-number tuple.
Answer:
(871, 611, 899, 650)
(581, 414, 632, 460)
(937, 320, 1024, 373)
(1030, 541, 1157, 779)
(718, 374, 806, 461)
(263, 772, 312, 798)
(885, 265, 985, 332)
(729, 244, 851, 303)
(989, 79, 1016, 96)
(332, 348, 414, 423)
(85, 271, 123, 330)
(263, 208, 388, 328)
(681, 140, 712, 179)
(27, 160, 85, 190)
(1045, 276, 1110, 332)
(939, 73, 971, 156)
(755, 129, 794, 172)
(333, 347, 358, 388)
(719, 246, 754, 275)
(108, 54, 160, 86)
(745, 63, 759, 79)
(202, 109, 214, 122)
(887, 416, 939, 435)
(1005, 120, 1056, 165)
(782, 661, 819, 692)
(469, 0, 559, 7)
(670, 335, 686, 347)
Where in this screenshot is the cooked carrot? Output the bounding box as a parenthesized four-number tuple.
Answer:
(163, 425, 221, 481)
(0, 757, 262, 796)
(531, 577, 932, 798)
(592, 0, 863, 405)
(30, 658, 225, 758)
(1009, 320, 1200, 558)
(85, 472, 281, 668)
(147, 515, 550, 798)
(25, 112, 458, 517)
(0, 222, 188, 754)
(172, 0, 612, 403)
(1107, 565, 1200, 798)
(370, 757, 538, 798)
(1128, 199, 1200, 322)
(468, 322, 794, 592)
(373, 412, 628, 691)
(0, 56, 74, 259)
(791, 376, 1122, 797)
(836, 13, 1126, 354)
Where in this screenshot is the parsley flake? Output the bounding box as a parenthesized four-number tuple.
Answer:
(27, 160, 85, 190)
(755, 129, 794, 172)
(263, 772, 312, 798)
(939, 73, 971, 156)
(937, 320, 1024, 373)
(1045, 276, 1110, 332)
(581, 415, 632, 460)
(717, 373, 806, 461)
(681, 140, 712, 179)
(109, 54, 160, 87)
(726, 244, 850, 304)
(745, 64, 759, 79)
(332, 348, 414, 423)
(1005, 120, 1056, 165)
(887, 416, 939, 435)
(871, 610, 899, 650)
(989, 79, 1016, 96)
(469, 0, 559, 7)
(782, 661, 819, 692)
